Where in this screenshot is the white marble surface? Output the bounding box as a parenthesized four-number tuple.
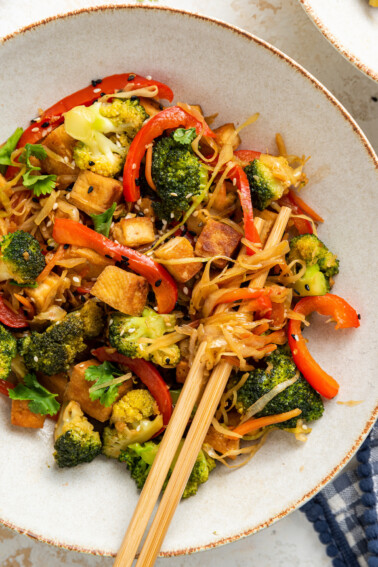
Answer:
(0, 1, 376, 566)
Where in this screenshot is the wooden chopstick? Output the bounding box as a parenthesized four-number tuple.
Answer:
(134, 207, 292, 567)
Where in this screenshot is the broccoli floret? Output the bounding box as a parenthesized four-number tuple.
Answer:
(236, 347, 324, 428)
(108, 307, 180, 367)
(18, 301, 103, 375)
(64, 98, 148, 178)
(53, 401, 102, 467)
(102, 389, 163, 459)
(0, 323, 17, 380)
(245, 158, 286, 211)
(287, 234, 339, 296)
(119, 440, 216, 498)
(151, 128, 208, 221)
(0, 231, 45, 285)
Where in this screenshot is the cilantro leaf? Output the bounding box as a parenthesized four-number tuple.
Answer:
(22, 169, 57, 196)
(172, 127, 196, 146)
(90, 202, 117, 238)
(0, 127, 23, 174)
(23, 144, 48, 168)
(85, 361, 123, 407)
(8, 373, 60, 416)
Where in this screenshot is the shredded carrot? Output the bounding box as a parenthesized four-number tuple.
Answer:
(253, 322, 270, 335)
(13, 293, 35, 317)
(36, 244, 65, 283)
(231, 408, 302, 437)
(145, 144, 156, 191)
(288, 190, 324, 222)
(214, 288, 269, 308)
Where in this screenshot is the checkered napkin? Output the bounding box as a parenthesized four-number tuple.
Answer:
(302, 422, 378, 567)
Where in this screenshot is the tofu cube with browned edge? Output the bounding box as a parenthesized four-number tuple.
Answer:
(65, 359, 130, 422)
(68, 246, 115, 279)
(70, 170, 122, 216)
(155, 237, 202, 283)
(11, 400, 46, 429)
(112, 217, 155, 248)
(40, 125, 80, 186)
(39, 372, 69, 404)
(25, 273, 62, 312)
(91, 266, 148, 316)
(195, 219, 241, 269)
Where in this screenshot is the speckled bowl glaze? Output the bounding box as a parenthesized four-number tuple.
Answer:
(0, 5, 377, 558)
(299, 0, 378, 83)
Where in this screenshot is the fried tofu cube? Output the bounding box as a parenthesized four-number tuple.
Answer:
(11, 400, 46, 429)
(138, 197, 154, 218)
(155, 237, 202, 283)
(112, 217, 155, 248)
(40, 125, 80, 184)
(91, 266, 148, 316)
(195, 219, 241, 268)
(65, 359, 129, 422)
(39, 372, 68, 404)
(70, 170, 122, 216)
(69, 246, 115, 279)
(25, 273, 62, 312)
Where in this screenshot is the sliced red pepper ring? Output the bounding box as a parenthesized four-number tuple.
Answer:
(288, 294, 360, 399)
(92, 347, 172, 427)
(6, 73, 174, 179)
(228, 164, 261, 255)
(52, 219, 177, 314)
(123, 105, 216, 202)
(0, 296, 29, 328)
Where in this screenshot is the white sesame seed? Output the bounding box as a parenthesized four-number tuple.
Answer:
(66, 193, 71, 200)
(93, 88, 101, 93)
(302, 424, 308, 430)
(34, 117, 41, 123)
(183, 287, 189, 295)
(153, 306, 159, 311)
(109, 319, 113, 325)
(233, 178, 237, 186)
(63, 156, 69, 163)
(110, 222, 115, 229)
(193, 211, 198, 217)
(137, 199, 142, 205)
(144, 209, 149, 214)
(120, 329, 125, 337)
(53, 203, 58, 210)
(31, 127, 39, 133)
(128, 328, 136, 333)
(46, 220, 52, 227)
(34, 356, 39, 362)
(186, 193, 193, 199)
(134, 205, 140, 211)
(170, 192, 178, 197)
(132, 163, 137, 170)
(146, 75, 152, 80)
(170, 212, 174, 218)
(72, 276, 80, 283)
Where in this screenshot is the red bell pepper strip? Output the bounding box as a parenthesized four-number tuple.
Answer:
(233, 149, 261, 167)
(123, 106, 216, 202)
(0, 296, 29, 328)
(0, 379, 15, 397)
(92, 347, 172, 427)
(6, 73, 174, 179)
(278, 192, 313, 235)
(288, 294, 360, 399)
(52, 219, 177, 314)
(214, 288, 269, 307)
(228, 164, 261, 255)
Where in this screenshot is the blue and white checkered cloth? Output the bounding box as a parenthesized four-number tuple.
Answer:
(302, 422, 378, 567)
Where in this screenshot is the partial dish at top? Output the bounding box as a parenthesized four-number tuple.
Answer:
(298, 0, 378, 82)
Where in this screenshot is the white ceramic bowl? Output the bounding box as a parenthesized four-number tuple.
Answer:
(0, 5, 377, 558)
(298, 0, 378, 82)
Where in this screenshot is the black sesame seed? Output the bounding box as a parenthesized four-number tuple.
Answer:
(121, 255, 129, 262)
(136, 211, 145, 217)
(180, 227, 187, 236)
(63, 244, 69, 250)
(159, 104, 164, 110)
(372, 96, 378, 102)
(66, 185, 73, 192)
(304, 284, 310, 291)
(128, 74, 136, 81)
(41, 121, 49, 128)
(88, 161, 95, 166)
(165, 358, 170, 364)
(91, 79, 102, 86)
(294, 289, 300, 295)
(130, 96, 138, 101)
(105, 254, 112, 259)
(291, 334, 298, 341)
(100, 92, 106, 97)
(30, 118, 37, 124)
(155, 279, 162, 287)
(358, 314, 361, 320)
(87, 185, 94, 194)
(81, 295, 86, 303)
(135, 178, 140, 186)
(32, 197, 39, 203)
(46, 245, 55, 251)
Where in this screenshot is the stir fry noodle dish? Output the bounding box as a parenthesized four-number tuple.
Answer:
(0, 73, 360, 497)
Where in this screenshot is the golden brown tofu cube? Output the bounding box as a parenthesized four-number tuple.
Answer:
(25, 273, 61, 312)
(214, 123, 241, 150)
(137, 197, 154, 218)
(91, 266, 148, 316)
(195, 219, 241, 269)
(155, 237, 202, 283)
(70, 170, 122, 216)
(40, 125, 80, 183)
(112, 217, 155, 248)
(11, 400, 46, 429)
(39, 372, 68, 404)
(69, 246, 115, 279)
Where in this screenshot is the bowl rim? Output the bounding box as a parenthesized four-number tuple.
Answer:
(0, 3, 377, 558)
(298, 0, 378, 83)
